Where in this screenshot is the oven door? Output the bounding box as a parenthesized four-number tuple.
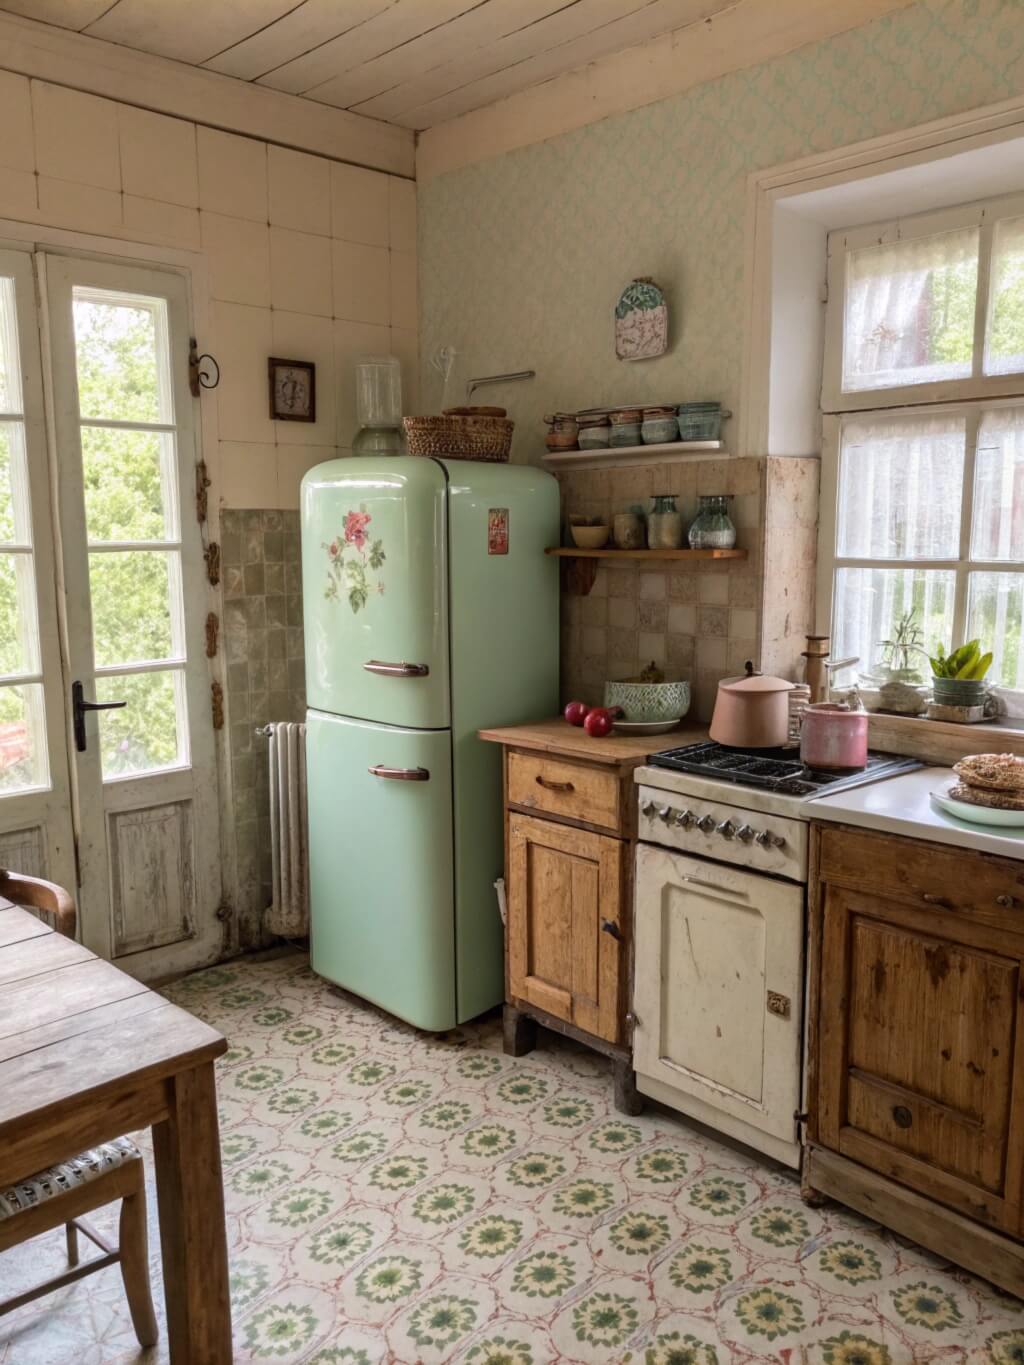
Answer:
(633, 842, 804, 1166)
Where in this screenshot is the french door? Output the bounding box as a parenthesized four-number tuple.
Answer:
(0, 246, 221, 977)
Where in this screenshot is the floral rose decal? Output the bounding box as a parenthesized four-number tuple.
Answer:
(324, 504, 385, 612)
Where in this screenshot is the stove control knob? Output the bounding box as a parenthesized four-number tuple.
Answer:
(658, 805, 672, 822)
(736, 824, 756, 843)
(640, 800, 656, 818)
(696, 814, 716, 834)
(716, 819, 736, 840)
(756, 829, 787, 850)
(673, 808, 693, 828)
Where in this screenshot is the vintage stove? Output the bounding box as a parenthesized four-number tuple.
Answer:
(630, 739, 918, 1167)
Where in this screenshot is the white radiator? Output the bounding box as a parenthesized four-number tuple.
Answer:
(264, 721, 309, 938)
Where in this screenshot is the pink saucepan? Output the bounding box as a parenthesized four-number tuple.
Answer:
(799, 702, 868, 772)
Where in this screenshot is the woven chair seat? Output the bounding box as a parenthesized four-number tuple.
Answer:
(0, 1138, 140, 1219)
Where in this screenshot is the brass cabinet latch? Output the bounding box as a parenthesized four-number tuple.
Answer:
(766, 990, 791, 1018)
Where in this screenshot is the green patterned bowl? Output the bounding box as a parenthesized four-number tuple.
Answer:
(604, 678, 691, 722)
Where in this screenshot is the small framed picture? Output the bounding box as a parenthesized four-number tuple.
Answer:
(268, 357, 316, 422)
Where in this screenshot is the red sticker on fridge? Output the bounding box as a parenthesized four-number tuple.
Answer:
(488, 508, 509, 555)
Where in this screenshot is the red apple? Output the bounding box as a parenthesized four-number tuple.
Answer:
(563, 700, 590, 727)
(584, 706, 615, 738)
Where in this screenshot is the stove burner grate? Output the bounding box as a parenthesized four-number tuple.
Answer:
(647, 740, 918, 796)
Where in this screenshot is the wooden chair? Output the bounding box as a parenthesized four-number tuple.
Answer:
(0, 870, 158, 1347)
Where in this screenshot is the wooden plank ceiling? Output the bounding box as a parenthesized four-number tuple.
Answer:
(1, 0, 737, 129)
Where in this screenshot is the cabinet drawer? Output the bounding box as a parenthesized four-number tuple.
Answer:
(818, 826, 1024, 932)
(507, 751, 621, 832)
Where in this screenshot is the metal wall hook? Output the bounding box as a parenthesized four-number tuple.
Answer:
(189, 338, 221, 396)
(466, 370, 535, 403)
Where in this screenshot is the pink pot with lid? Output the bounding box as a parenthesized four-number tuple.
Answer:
(709, 663, 794, 749)
(799, 702, 868, 772)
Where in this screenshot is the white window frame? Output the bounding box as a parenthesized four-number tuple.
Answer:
(816, 191, 1024, 667)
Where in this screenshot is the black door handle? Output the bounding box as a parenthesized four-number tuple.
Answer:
(72, 680, 126, 753)
(601, 919, 622, 941)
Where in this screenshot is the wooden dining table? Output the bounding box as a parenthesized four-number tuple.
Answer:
(0, 894, 231, 1362)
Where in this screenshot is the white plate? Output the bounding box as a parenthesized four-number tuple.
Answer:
(612, 718, 683, 735)
(930, 785, 1024, 828)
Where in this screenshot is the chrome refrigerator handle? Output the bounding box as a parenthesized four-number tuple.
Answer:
(368, 765, 430, 782)
(364, 660, 430, 677)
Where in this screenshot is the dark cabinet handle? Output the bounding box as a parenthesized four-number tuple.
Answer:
(996, 894, 1017, 909)
(601, 920, 622, 941)
(921, 893, 952, 909)
(536, 776, 574, 793)
(892, 1105, 913, 1129)
(72, 679, 126, 753)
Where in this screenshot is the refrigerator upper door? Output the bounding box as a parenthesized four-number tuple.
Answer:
(307, 708, 456, 1031)
(301, 457, 449, 727)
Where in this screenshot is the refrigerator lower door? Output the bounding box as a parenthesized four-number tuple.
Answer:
(307, 708, 456, 1031)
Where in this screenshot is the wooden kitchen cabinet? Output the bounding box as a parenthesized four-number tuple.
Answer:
(806, 822, 1024, 1296)
(480, 718, 705, 1113)
(507, 814, 623, 1042)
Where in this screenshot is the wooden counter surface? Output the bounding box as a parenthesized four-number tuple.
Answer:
(479, 716, 707, 768)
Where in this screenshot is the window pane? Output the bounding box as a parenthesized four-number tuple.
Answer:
(985, 215, 1024, 376)
(0, 421, 32, 546)
(89, 550, 181, 667)
(967, 572, 1024, 690)
(97, 670, 185, 778)
(833, 566, 956, 677)
(0, 683, 48, 793)
(972, 407, 1024, 561)
(843, 226, 978, 391)
(0, 553, 40, 676)
(837, 414, 965, 559)
(0, 276, 23, 415)
(82, 427, 176, 543)
(73, 291, 171, 424)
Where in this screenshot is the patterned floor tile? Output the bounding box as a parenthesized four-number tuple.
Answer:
(1, 950, 1023, 1364)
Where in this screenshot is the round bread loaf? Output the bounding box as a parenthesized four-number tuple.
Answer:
(952, 753, 1024, 793)
(949, 781, 1024, 811)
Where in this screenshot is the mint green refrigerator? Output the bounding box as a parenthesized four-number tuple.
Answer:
(301, 456, 559, 1031)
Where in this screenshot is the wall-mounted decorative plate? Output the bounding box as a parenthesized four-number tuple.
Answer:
(615, 278, 668, 361)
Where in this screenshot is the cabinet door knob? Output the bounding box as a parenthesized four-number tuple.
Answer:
(536, 775, 574, 793)
(601, 920, 622, 941)
(892, 1105, 913, 1129)
(996, 893, 1017, 909)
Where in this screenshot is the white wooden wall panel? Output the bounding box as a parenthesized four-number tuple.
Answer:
(108, 801, 196, 956)
(0, 826, 46, 879)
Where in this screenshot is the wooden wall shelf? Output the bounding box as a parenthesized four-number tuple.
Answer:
(546, 546, 747, 593)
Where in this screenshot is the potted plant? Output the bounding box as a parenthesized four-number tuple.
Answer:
(869, 610, 928, 715)
(929, 638, 993, 706)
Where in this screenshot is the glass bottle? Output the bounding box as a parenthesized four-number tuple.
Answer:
(647, 493, 683, 549)
(688, 494, 736, 549)
(352, 356, 404, 455)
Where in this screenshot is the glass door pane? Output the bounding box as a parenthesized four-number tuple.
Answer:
(72, 286, 188, 780)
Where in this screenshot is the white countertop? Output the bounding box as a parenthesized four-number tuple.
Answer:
(809, 766, 1024, 860)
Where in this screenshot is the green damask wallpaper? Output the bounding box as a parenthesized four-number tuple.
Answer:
(419, 0, 1024, 463)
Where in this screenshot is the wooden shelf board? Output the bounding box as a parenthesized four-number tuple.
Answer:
(542, 441, 727, 470)
(545, 547, 747, 561)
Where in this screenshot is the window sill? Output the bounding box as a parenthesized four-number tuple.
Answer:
(868, 710, 1024, 766)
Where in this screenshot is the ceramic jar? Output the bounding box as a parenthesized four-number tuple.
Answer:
(577, 415, 611, 449)
(544, 413, 579, 452)
(641, 407, 678, 444)
(688, 494, 736, 549)
(677, 401, 724, 442)
(647, 493, 683, 549)
(609, 408, 642, 447)
(613, 511, 645, 549)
